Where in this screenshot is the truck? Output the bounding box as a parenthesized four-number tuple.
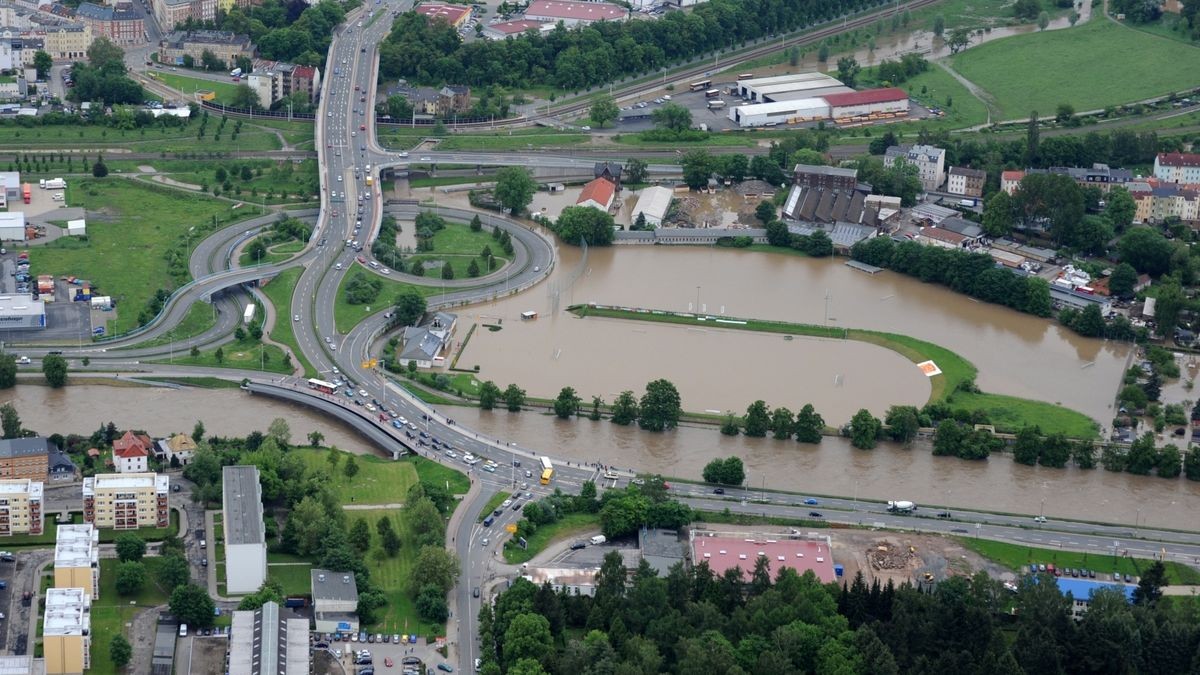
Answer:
(284, 596, 308, 608)
(243, 303, 255, 325)
(230, 67, 243, 79)
(886, 500, 916, 514)
(40, 178, 66, 190)
(589, 535, 606, 545)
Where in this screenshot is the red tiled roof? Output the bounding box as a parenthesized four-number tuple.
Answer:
(112, 430, 149, 458)
(291, 65, 316, 80)
(577, 178, 615, 208)
(692, 535, 837, 583)
(1001, 170, 1025, 181)
(919, 227, 966, 244)
(822, 87, 907, 107)
(525, 0, 625, 21)
(487, 19, 544, 34)
(1157, 152, 1200, 168)
(415, 3, 471, 24)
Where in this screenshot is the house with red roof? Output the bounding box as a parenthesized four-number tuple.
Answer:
(1154, 152, 1200, 185)
(1001, 170, 1025, 196)
(576, 178, 616, 212)
(112, 430, 151, 474)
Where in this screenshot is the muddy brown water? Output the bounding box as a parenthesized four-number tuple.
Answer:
(461, 243, 1129, 427)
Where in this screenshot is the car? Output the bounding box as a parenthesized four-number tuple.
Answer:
(713, 488, 725, 494)
(1088, 569, 1096, 578)
(393, 635, 401, 645)
(525, 470, 533, 478)
(420, 156, 432, 161)
(950, 528, 969, 533)
(808, 511, 823, 518)
(501, 499, 512, 508)
(335, 262, 343, 270)
(570, 541, 586, 550)
(382, 268, 390, 274)
(359, 389, 369, 397)
(936, 511, 952, 518)
(325, 337, 333, 344)
(359, 632, 369, 642)
(1034, 515, 1047, 523)
(385, 658, 394, 668)
(472, 587, 480, 598)
(357, 256, 367, 263)
(294, 314, 300, 322)
(803, 498, 819, 505)
(580, 125, 591, 131)
(16, 356, 29, 364)
(437, 664, 455, 672)
(481, 537, 490, 546)
(492, 508, 502, 517)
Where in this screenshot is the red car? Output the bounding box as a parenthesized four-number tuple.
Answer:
(354, 85, 359, 91)
(356, 256, 367, 264)
(384, 658, 394, 668)
(359, 124, 366, 131)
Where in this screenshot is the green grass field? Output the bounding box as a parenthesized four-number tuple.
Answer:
(951, 19, 1200, 119)
(149, 71, 241, 103)
(406, 223, 512, 279)
(32, 179, 254, 335)
(154, 335, 291, 374)
(267, 563, 314, 595)
(899, 65, 991, 128)
(260, 268, 315, 377)
(92, 557, 173, 673)
(613, 133, 758, 149)
(0, 118, 285, 153)
(959, 537, 1200, 585)
(239, 238, 305, 266)
(946, 391, 1099, 438)
(113, 158, 319, 205)
(127, 302, 217, 351)
(294, 448, 420, 504)
(502, 513, 600, 564)
(333, 271, 439, 334)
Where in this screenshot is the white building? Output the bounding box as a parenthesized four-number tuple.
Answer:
(66, 219, 86, 236)
(222, 465, 267, 594)
(0, 293, 46, 330)
(0, 478, 43, 536)
(311, 568, 359, 633)
(884, 144, 946, 192)
(737, 72, 836, 100)
(54, 524, 99, 599)
(728, 98, 829, 128)
(0, 211, 25, 241)
(1154, 152, 1200, 185)
(632, 186, 673, 227)
(0, 171, 19, 209)
(43, 587, 92, 675)
(576, 177, 616, 212)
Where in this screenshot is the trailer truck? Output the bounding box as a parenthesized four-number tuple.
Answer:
(887, 500, 916, 514)
(40, 178, 66, 190)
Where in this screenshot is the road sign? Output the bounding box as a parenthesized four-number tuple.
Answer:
(361, 358, 377, 368)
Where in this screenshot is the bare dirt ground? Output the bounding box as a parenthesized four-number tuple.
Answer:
(187, 636, 230, 675)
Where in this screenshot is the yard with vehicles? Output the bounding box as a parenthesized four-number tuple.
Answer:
(959, 537, 1200, 586)
(951, 19, 1200, 120)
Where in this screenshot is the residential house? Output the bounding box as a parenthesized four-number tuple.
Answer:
(1047, 163, 1134, 192)
(151, 0, 193, 31)
(155, 433, 196, 466)
(437, 85, 470, 115)
(47, 447, 77, 483)
(111, 430, 151, 474)
(883, 144, 946, 192)
(792, 163, 857, 191)
(946, 166, 985, 198)
(576, 177, 617, 212)
(158, 30, 252, 67)
(594, 161, 622, 188)
(1001, 170, 1024, 196)
(74, 2, 144, 45)
(0, 478, 43, 536)
(915, 216, 984, 250)
(397, 312, 457, 369)
(0, 437, 52, 482)
(1129, 179, 1200, 224)
(39, 24, 91, 61)
(82, 473, 170, 530)
(1154, 152, 1200, 185)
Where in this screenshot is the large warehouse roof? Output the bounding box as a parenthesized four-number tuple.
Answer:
(0, 293, 44, 318)
(824, 87, 908, 107)
(525, 0, 625, 21)
(738, 72, 834, 89)
(767, 85, 854, 103)
(732, 98, 829, 116)
(633, 186, 673, 221)
(753, 76, 842, 97)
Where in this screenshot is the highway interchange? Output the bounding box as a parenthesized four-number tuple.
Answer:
(8, 2, 1200, 671)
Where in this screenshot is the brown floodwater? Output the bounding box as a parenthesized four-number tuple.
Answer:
(461, 244, 1129, 426)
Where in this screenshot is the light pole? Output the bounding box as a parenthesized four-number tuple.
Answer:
(695, 285, 700, 313)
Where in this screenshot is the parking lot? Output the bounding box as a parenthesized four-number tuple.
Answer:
(0, 253, 93, 342)
(314, 632, 437, 674)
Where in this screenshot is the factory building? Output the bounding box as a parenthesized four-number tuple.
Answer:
(0, 293, 45, 330)
(0, 212, 25, 241)
(737, 72, 836, 100)
(728, 98, 829, 128)
(825, 87, 909, 119)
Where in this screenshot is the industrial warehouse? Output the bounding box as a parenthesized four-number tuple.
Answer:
(727, 72, 909, 128)
(0, 293, 46, 329)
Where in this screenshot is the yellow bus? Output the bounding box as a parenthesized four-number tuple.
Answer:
(540, 457, 553, 485)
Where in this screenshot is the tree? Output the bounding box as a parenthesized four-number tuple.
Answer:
(504, 613, 554, 670)
(982, 190, 1014, 237)
(765, 220, 790, 247)
(307, 430, 324, 447)
(33, 50, 53, 80)
(267, 418, 291, 447)
(378, 516, 402, 555)
(849, 409, 881, 449)
(553, 387, 581, 419)
(946, 27, 971, 53)
(1012, 426, 1042, 466)
(88, 36, 124, 70)
(1133, 561, 1167, 605)
(92, 158, 108, 178)
(720, 413, 740, 436)
(412, 545, 460, 593)
(554, 206, 615, 246)
(755, 201, 777, 225)
(0, 353, 14, 389)
(115, 561, 146, 595)
(770, 407, 794, 440)
(467, 259, 481, 277)
(681, 149, 712, 190)
(392, 289, 427, 328)
(442, 263, 455, 280)
(115, 533, 146, 562)
(793, 404, 824, 443)
(1157, 444, 1182, 478)
(742, 400, 771, 437)
(1105, 186, 1137, 232)
(156, 554, 190, 590)
(932, 14, 945, 37)
(817, 41, 830, 62)
(416, 583, 450, 622)
(230, 84, 261, 109)
(478, 381, 502, 410)
(502, 384, 526, 412)
(1109, 262, 1138, 298)
(110, 634, 132, 669)
(1054, 102, 1075, 124)
(169, 584, 216, 628)
(638, 379, 681, 431)
(589, 95, 619, 128)
(884, 405, 920, 443)
(611, 390, 639, 425)
(494, 167, 537, 215)
(625, 158, 648, 185)
(836, 57, 861, 87)
(349, 518, 372, 553)
(702, 456, 745, 485)
(1037, 10, 1050, 29)
(651, 103, 692, 132)
(1118, 228, 1174, 276)
(1013, 0, 1042, 20)
(0, 403, 20, 439)
(41, 354, 67, 387)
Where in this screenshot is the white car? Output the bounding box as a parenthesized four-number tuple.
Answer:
(16, 356, 30, 364)
(501, 499, 512, 508)
(293, 315, 300, 322)
(381, 268, 390, 274)
(358, 389, 369, 397)
(335, 263, 343, 270)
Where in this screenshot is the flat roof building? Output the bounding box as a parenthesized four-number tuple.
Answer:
(82, 473, 169, 530)
(523, 0, 626, 25)
(745, 75, 845, 103)
(0, 478, 43, 537)
(43, 587, 91, 675)
(1055, 577, 1135, 619)
(728, 98, 830, 128)
(0, 211, 25, 242)
(311, 568, 359, 634)
(481, 19, 547, 39)
(632, 186, 673, 227)
(0, 293, 46, 330)
(222, 465, 266, 594)
(825, 87, 909, 119)
(54, 524, 99, 598)
(229, 601, 309, 675)
(414, 3, 472, 27)
(793, 164, 858, 191)
(690, 530, 837, 583)
(737, 72, 835, 99)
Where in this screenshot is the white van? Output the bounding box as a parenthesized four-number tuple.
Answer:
(179, 624, 188, 637)
(589, 535, 606, 545)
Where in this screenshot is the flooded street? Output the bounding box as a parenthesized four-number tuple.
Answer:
(460, 243, 1129, 425)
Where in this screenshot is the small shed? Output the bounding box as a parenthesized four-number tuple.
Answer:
(66, 219, 86, 237)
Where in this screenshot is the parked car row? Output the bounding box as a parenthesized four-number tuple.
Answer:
(1028, 563, 1133, 582)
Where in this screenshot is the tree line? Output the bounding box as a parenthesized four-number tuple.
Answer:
(482, 379, 685, 432)
(478, 546, 1191, 675)
(719, 399, 826, 443)
(515, 476, 691, 545)
(183, 0, 347, 66)
(381, 0, 890, 90)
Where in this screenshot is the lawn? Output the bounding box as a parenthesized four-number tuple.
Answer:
(946, 391, 1099, 438)
(377, 128, 588, 153)
(951, 19, 1200, 120)
(149, 71, 241, 103)
(294, 448, 420, 504)
(613, 133, 758, 149)
(32, 178, 255, 335)
(405, 222, 513, 279)
(92, 557, 173, 674)
(128, 302, 218, 351)
(502, 513, 599, 565)
(350, 509, 444, 636)
(3, 510, 178, 546)
(239, 237, 306, 266)
(151, 158, 319, 205)
(260, 267, 315, 377)
(959, 537, 1200, 585)
(0, 118, 284, 153)
(478, 492, 511, 522)
(333, 271, 439, 334)
(152, 335, 291, 374)
(267, 562, 314, 595)
(896, 64, 990, 128)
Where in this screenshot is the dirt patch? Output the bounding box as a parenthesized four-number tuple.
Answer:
(313, 650, 342, 675)
(188, 636, 230, 675)
(137, 165, 157, 173)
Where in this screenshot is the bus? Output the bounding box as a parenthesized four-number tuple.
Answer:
(306, 378, 338, 394)
(704, 89, 721, 98)
(736, 73, 754, 81)
(689, 79, 712, 92)
(539, 457, 554, 485)
(365, 175, 373, 187)
(707, 100, 726, 109)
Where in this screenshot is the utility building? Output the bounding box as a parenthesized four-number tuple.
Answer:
(222, 465, 267, 594)
(311, 569, 359, 634)
(0, 293, 45, 330)
(728, 98, 829, 128)
(0, 212, 25, 241)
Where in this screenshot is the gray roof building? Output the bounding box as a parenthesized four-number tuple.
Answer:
(222, 465, 267, 594)
(0, 436, 53, 460)
(397, 312, 457, 365)
(229, 601, 309, 675)
(782, 184, 880, 227)
(311, 569, 359, 611)
(639, 528, 686, 576)
(937, 216, 984, 240)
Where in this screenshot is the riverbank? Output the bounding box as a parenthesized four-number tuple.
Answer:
(569, 304, 1098, 438)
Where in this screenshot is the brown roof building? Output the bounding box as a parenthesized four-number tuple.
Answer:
(0, 437, 52, 482)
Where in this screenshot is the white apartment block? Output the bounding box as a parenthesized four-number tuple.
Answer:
(43, 588, 91, 675)
(1154, 153, 1200, 185)
(0, 478, 43, 536)
(82, 473, 170, 530)
(884, 143, 946, 192)
(54, 524, 99, 598)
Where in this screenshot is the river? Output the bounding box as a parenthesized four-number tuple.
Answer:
(9, 383, 1195, 530)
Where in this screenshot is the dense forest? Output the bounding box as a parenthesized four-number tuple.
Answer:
(379, 0, 890, 90)
(480, 552, 1200, 674)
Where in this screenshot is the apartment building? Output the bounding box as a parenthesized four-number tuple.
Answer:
(1155, 152, 1200, 185)
(40, 24, 92, 61)
(0, 437, 52, 482)
(54, 524, 99, 598)
(157, 30, 252, 67)
(247, 62, 321, 107)
(75, 2, 145, 46)
(883, 144, 946, 192)
(43, 588, 91, 675)
(946, 166, 986, 198)
(82, 473, 170, 530)
(792, 163, 858, 191)
(0, 478, 42, 536)
(1129, 180, 1200, 224)
(222, 465, 267, 594)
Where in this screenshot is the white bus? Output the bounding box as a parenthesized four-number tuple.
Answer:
(707, 100, 726, 109)
(306, 378, 338, 394)
(704, 89, 721, 98)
